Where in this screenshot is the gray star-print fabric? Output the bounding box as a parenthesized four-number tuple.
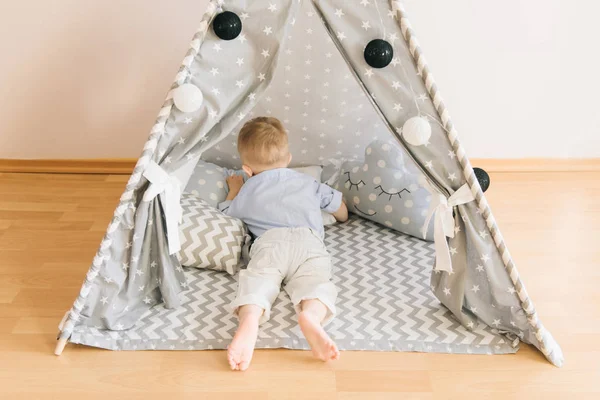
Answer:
(57, 0, 562, 367)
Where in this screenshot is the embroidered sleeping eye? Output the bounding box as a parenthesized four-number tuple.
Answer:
(344, 172, 365, 191)
(374, 185, 410, 201)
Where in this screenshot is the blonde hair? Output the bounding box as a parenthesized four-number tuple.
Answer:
(238, 117, 289, 166)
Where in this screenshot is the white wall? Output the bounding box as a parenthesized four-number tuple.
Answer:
(405, 0, 600, 158)
(0, 0, 598, 159)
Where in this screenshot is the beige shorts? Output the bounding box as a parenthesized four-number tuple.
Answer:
(230, 227, 337, 325)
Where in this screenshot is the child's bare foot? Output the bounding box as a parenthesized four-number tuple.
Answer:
(298, 311, 340, 361)
(227, 308, 260, 371)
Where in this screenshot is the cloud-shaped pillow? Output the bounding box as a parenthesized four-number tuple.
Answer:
(335, 140, 434, 241)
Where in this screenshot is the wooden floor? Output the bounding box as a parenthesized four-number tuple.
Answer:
(0, 171, 599, 399)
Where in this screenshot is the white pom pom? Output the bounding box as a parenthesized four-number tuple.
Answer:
(402, 116, 431, 146)
(173, 83, 204, 113)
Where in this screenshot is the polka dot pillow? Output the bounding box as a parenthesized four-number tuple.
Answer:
(184, 160, 247, 208)
(334, 140, 434, 241)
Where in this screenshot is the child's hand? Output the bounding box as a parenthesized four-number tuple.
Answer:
(225, 175, 244, 201)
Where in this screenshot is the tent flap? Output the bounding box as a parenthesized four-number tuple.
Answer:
(313, 0, 562, 366)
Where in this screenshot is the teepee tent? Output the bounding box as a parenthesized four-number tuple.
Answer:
(55, 0, 563, 367)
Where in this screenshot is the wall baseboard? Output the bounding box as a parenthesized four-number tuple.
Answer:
(0, 158, 598, 175)
(469, 158, 600, 172)
(0, 159, 136, 174)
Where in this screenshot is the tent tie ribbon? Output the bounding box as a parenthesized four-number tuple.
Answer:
(142, 161, 183, 255)
(422, 183, 475, 273)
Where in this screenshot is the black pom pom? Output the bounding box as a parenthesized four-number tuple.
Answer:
(473, 167, 491, 192)
(364, 39, 394, 69)
(213, 11, 242, 41)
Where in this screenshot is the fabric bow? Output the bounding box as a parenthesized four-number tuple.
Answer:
(142, 161, 183, 255)
(422, 183, 475, 273)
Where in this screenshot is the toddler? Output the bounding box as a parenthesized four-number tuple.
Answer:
(218, 117, 348, 371)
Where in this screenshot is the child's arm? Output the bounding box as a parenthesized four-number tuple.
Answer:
(331, 199, 348, 222)
(225, 175, 244, 201)
(317, 182, 348, 223)
(218, 175, 244, 214)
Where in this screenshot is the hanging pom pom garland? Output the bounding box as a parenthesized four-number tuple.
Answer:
(473, 167, 491, 192)
(364, 39, 393, 68)
(173, 83, 204, 113)
(212, 11, 242, 40)
(402, 116, 431, 146)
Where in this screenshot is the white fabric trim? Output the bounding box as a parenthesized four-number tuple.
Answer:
(142, 161, 183, 255)
(422, 183, 475, 273)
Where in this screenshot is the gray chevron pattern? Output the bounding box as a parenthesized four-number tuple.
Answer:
(70, 215, 516, 355)
(178, 194, 248, 275)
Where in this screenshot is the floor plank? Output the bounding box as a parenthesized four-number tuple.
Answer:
(0, 171, 598, 398)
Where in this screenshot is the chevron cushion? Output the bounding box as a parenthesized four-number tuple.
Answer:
(178, 193, 249, 275)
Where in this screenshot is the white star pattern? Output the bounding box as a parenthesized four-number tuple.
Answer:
(492, 319, 501, 327)
(471, 285, 480, 293)
(100, 296, 109, 305)
(448, 173, 457, 182)
(236, 58, 244, 67)
(268, 3, 277, 12)
(240, 12, 249, 20)
(507, 287, 516, 294)
(387, 33, 399, 44)
(238, 34, 247, 43)
(443, 287, 451, 296)
(235, 80, 244, 88)
(479, 230, 489, 239)
(212, 43, 222, 52)
(481, 254, 491, 263)
(200, 2, 463, 182)
(417, 93, 428, 102)
(209, 67, 219, 76)
(476, 264, 484, 272)
(449, 247, 457, 255)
